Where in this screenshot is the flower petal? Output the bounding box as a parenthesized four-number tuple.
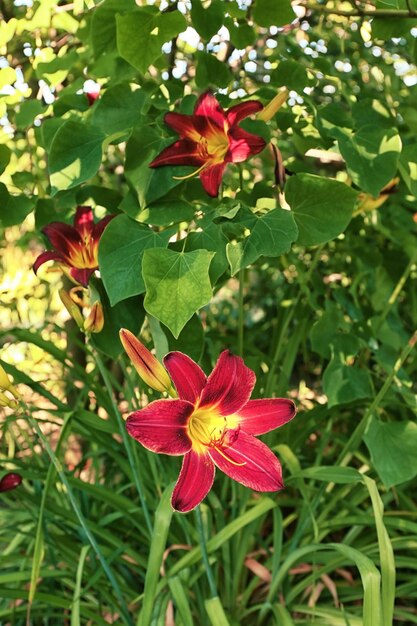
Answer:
(74, 206, 94, 237)
(171, 450, 215, 512)
(69, 267, 95, 288)
(238, 398, 296, 435)
(164, 351, 207, 404)
(227, 126, 266, 163)
(0, 472, 22, 493)
(126, 399, 193, 455)
(194, 92, 226, 129)
(92, 214, 115, 242)
(164, 112, 202, 141)
(209, 431, 283, 491)
(42, 221, 82, 257)
(33, 250, 67, 275)
(199, 162, 226, 197)
(199, 350, 255, 415)
(149, 139, 204, 168)
(226, 99, 263, 126)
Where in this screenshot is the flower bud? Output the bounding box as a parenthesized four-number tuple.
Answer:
(0, 365, 20, 399)
(59, 289, 85, 329)
(120, 328, 175, 395)
(257, 89, 288, 122)
(84, 301, 104, 334)
(0, 472, 22, 493)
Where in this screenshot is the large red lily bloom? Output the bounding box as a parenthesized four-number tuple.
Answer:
(33, 206, 114, 288)
(149, 92, 266, 197)
(126, 349, 296, 513)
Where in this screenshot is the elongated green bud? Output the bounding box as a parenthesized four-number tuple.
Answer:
(120, 328, 175, 395)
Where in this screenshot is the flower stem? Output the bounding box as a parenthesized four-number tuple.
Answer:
(93, 348, 153, 536)
(238, 269, 245, 357)
(336, 330, 417, 467)
(195, 505, 218, 598)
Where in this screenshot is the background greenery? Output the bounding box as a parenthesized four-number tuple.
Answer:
(1, 0, 417, 624)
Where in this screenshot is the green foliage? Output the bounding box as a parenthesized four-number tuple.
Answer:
(1, 0, 417, 625)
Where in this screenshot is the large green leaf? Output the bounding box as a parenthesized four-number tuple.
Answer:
(332, 125, 402, 197)
(0, 183, 34, 226)
(48, 120, 105, 194)
(91, 0, 136, 58)
(142, 248, 214, 338)
(99, 215, 172, 306)
(323, 357, 373, 408)
(125, 126, 192, 207)
(117, 8, 187, 74)
(190, 0, 224, 40)
(398, 143, 417, 196)
(226, 205, 298, 275)
(285, 174, 358, 246)
(364, 418, 417, 488)
(91, 83, 147, 137)
(252, 0, 295, 27)
(195, 52, 232, 89)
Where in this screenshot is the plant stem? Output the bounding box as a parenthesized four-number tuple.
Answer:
(93, 348, 153, 536)
(374, 254, 416, 335)
(238, 269, 245, 357)
(336, 330, 417, 467)
(305, 2, 417, 17)
(24, 407, 134, 626)
(195, 505, 218, 599)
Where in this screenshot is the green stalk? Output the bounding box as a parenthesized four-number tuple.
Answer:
(336, 330, 417, 467)
(93, 348, 153, 536)
(25, 407, 134, 626)
(374, 254, 416, 335)
(238, 268, 245, 358)
(195, 505, 218, 599)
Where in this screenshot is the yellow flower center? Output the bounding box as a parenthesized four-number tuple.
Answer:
(187, 406, 244, 465)
(68, 236, 98, 269)
(198, 128, 229, 164)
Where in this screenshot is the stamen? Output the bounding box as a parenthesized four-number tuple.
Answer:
(173, 162, 207, 181)
(212, 445, 246, 467)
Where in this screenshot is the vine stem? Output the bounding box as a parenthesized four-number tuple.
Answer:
(336, 330, 417, 467)
(238, 269, 245, 358)
(374, 254, 416, 335)
(195, 505, 218, 598)
(93, 348, 153, 536)
(304, 2, 417, 17)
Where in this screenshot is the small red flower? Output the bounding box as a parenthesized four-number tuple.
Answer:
(33, 206, 114, 288)
(0, 472, 22, 493)
(149, 92, 266, 197)
(86, 90, 100, 106)
(125, 349, 296, 513)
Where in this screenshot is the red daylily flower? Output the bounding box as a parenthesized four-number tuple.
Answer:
(33, 206, 114, 288)
(126, 349, 296, 513)
(0, 472, 22, 493)
(149, 91, 266, 197)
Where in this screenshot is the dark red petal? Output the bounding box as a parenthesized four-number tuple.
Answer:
(238, 398, 296, 435)
(164, 112, 201, 140)
(149, 139, 204, 168)
(171, 450, 215, 512)
(194, 92, 226, 129)
(199, 162, 226, 197)
(209, 431, 283, 491)
(74, 206, 94, 234)
(92, 214, 115, 242)
(0, 472, 22, 492)
(199, 350, 255, 415)
(33, 250, 67, 275)
(126, 399, 193, 455)
(69, 267, 95, 288)
(226, 99, 263, 126)
(227, 126, 266, 163)
(164, 352, 207, 404)
(42, 222, 82, 256)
